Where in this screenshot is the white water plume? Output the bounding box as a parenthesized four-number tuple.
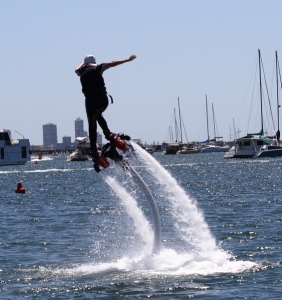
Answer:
(101, 173, 154, 255)
(132, 143, 230, 261)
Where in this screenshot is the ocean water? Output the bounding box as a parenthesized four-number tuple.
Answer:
(0, 144, 282, 299)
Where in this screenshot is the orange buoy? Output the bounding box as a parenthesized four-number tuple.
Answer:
(15, 182, 25, 194)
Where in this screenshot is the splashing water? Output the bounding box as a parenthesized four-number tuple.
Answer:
(101, 173, 155, 255)
(131, 142, 233, 263)
(90, 143, 258, 275)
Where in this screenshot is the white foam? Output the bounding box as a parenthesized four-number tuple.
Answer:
(41, 248, 256, 278)
(130, 143, 248, 268)
(101, 173, 154, 254)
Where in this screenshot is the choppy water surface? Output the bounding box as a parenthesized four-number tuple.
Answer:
(0, 148, 281, 299)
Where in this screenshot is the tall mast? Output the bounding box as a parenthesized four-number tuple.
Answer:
(258, 49, 264, 133)
(205, 95, 210, 141)
(169, 126, 173, 142)
(174, 108, 178, 142)
(212, 103, 216, 139)
(276, 51, 280, 132)
(178, 97, 183, 142)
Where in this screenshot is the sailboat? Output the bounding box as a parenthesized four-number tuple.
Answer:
(258, 51, 282, 157)
(225, 49, 272, 158)
(164, 99, 184, 155)
(177, 98, 199, 154)
(201, 96, 229, 153)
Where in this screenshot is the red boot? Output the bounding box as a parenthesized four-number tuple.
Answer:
(91, 151, 109, 172)
(104, 131, 129, 151)
(112, 138, 127, 151)
(96, 154, 110, 168)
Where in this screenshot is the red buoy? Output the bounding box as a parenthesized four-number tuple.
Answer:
(15, 182, 25, 194)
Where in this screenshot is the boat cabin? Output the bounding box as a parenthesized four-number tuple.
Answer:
(0, 130, 31, 166)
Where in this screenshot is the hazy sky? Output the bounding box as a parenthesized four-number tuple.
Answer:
(1, 0, 282, 145)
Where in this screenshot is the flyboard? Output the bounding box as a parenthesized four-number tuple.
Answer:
(94, 134, 161, 254)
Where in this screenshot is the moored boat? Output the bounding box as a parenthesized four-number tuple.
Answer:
(201, 144, 230, 153)
(66, 148, 90, 161)
(164, 142, 182, 155)
(178, 144, 199, 154)
(0, 130, 31, 166)
(224, 131, 271, 158)
(66, 136, 91, 161)
(257, 144, 282, 157)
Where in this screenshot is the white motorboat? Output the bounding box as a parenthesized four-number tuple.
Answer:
(0, 130, 31, 166)
(164, 142, 182, 155)
(201, 144, 230, 153)
(178, 144, 199, 154)
(224, 132, 271, 158)
(145, 147, 155, 154)
(66, 148, 90, 161)
(66, 136, 91, 161)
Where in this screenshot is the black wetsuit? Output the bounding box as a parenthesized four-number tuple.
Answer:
(78, 63, 110, 153)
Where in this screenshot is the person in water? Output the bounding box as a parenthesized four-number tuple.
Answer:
(75, 54, 137, 170)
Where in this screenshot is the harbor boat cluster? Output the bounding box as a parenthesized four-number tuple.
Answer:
(3, 50, 282, 165)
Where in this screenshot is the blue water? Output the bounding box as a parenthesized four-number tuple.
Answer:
(0, 145, 282, 299)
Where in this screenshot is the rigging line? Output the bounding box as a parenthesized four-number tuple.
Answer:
(212, 103, 219, 138)
(238, 56, 258, 127)
(167, 110, 176, 142)
(247, 59, 258, 133)
(276, 51, 280, 133)
(262, 91, 273, 135)
(261, 58, 275, 131)
(180, 111, 189, 143)
(178, 97, 183, 142)
(174, 108, 179, 142)
(270, 55, 276, 106)
(277, 59, 282, 106)
(195, 101, 205, 141)
(277, 56, 282, 132)
(178, 107, 188, 143)
(278, 59, 282, 92)
(205, 95, 210, 140)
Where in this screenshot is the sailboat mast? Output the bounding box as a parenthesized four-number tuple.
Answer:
(178, 97, 183, 142)
(258, 49, 264, 133)
(205, 95, 210, 141)
(212, 103, 216, 139)
(174, 108, 178, 142)
(276, 51, 280, 132)
(233, 118, 237, 140)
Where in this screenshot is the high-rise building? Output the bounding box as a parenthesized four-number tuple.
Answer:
(62, 136, 71, 145)
(43, 123, 58, 148)
(97, 132, 102, 144)
(75, 118, 84, 138)
(59, 136, 72, 151)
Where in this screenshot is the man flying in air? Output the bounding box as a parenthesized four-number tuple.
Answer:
(75, 54, 137, 172)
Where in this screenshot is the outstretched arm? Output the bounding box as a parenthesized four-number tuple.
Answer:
(75, 61, 84, 75)
(105, 55, 137, 69)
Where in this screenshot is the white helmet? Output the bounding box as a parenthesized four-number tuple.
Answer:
(84, 55, 96, 64)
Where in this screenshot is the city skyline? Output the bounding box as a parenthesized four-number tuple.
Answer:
(40, 118, 102, 148)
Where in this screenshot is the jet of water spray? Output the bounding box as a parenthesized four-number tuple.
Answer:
(102, 173, 155, 255)
(131, 143, 228, 261)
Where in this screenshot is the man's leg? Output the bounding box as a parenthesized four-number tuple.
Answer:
(97, 113, 112, 139)
(85, 98, 99, 154)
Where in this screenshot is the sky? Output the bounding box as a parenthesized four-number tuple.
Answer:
(1, 0, 282, 145)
